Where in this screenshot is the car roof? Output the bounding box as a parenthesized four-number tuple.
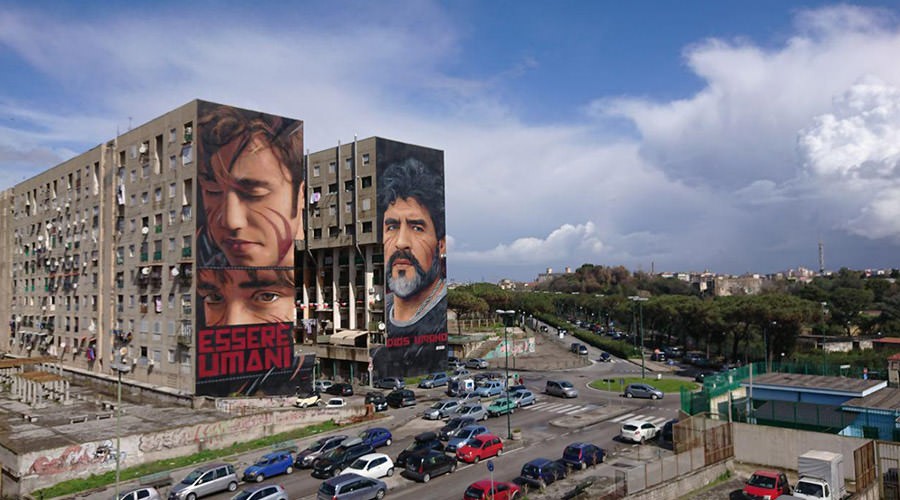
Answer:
(751, 470, 781, 478)
(323, 472, 366, 486)
(623, 420, 654, 426)
(242, 484, 282, 493)
(356, 453, 389, 461)
(566, 442, 590, 448)
(341, 437, 363, 447)
(470, 433, 498, 442)
(460, 424, 484, 432)
(194, 462, 228, 471)
(525, 458, 554, 466)
(364, 427, 389, 433)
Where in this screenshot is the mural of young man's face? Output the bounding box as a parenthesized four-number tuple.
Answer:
(198, 269, 295, 326)
(383, 197, 445, 299)
(200, 135, 303, 268)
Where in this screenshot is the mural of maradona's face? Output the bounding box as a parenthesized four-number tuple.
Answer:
(200, 136, 304, 267)
(384, 197, 445, 299)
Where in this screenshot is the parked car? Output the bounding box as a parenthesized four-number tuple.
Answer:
(546, 380, 579, 398)
(623, 383, 664, 400)
(418, 372, 449, 388)
(569, 342, 582, 353)
(374, 377, 405, 390)
(311, 438, 375, 478)
(743, 470, 792, 500)
(519, 458, 568, 489)
(439, 417, 476, 441)
(327, 383, 354, 396)
(294, 391, 321, 409)
(452, 404, 487, 422)
(364, 391, 388, 412)
(456, 434, 503, 463)
(316, 473, 386, 500)
(486, 398, 517, 417)
(447, 355, 461, 367)
(386, 388, 417, 408)
(315, 380, 335, 392)
(463, 480, 521, 500)
(115, 487, 161, 500)
(232, 485, 287, 500)
(466, 358, 489, 369)
(343, 452, 395, 479)
(451, 368, 471, 380)
(660, 419, 679, 448)
(357, 427, 393, 449)
(598, 351, 612, 362)
(650, 351, 666, 362)
(446, 424, 490, 453)
(423, 399, 460, 420)
(694, 370, 717, 383)
(324, 397, 347, 408)
(507, 389, 535, 408)
(620, 420, 660, 443)
(395, 431, 445, 468)
(560, 442, 604, 470)
(295, 435, 348, 468)
(169, 463, 238, 500)
(474, 381, 504, 398)
(404, 449, 458, 483)
(242, 450, 294, 482)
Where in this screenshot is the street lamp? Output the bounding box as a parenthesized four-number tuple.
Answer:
(628, 296, 648, 379)
(112, 347, 131, 499)
(496, 309, 515, 440)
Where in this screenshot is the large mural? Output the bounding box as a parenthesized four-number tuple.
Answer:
(370, 142, 447, 379)
(195, 102, 313, 396)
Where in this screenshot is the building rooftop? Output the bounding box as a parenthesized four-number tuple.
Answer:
(843, 387, 900, 411)
(742, 372, 886, 398)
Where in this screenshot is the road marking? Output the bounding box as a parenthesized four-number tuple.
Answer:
(611, 413, 636, 422)
(562, 406, 588, 415)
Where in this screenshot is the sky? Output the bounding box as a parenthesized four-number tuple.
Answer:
(2, 1, 900, 283)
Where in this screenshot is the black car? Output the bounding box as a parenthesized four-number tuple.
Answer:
(519, 458, 567, 488)
(311, 439, 374, 478)
(295, 434, 348, 468)
(650, 352, 666, 362)
(694, 370, 717, 383)
(560, 442, 605, 470)
(599, 352, 612, 362)
(660, 419, 679, 447)
(439, 417, 476, 441)
(395, 431, 445, 468)
(404, 449, 458, 483)
(326, 383, 354, 397)
(364, 391, 388, 412)
(386, 389, 416, 408)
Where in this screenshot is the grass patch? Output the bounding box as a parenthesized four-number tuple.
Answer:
(32, 420, 339, 499)
(589, 376, 698, 394)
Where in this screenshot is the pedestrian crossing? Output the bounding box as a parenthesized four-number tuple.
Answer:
(609, 412, 671, 427)
(524, 401, 594, 415)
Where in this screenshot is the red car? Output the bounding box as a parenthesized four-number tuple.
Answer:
(456, 434, 503, 463)
(743, 469, 791, 500)
(463, 479, 521, 500)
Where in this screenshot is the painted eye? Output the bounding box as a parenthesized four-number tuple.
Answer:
(254, 292, 281, 303)
(203, 293, 224, 304)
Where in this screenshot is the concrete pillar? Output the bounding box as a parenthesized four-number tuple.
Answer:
(364, 245, 374, 330)
(63, 379, 71, 405)
(332, 248, 340, 330)
(348, 248, 357, 330)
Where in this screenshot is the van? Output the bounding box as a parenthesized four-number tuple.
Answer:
(168, 463, 238, 500)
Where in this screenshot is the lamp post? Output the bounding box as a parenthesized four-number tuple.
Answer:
(628, 296, 648, 379)
(496, 309, 515, 440)
(112, 347, 131, 499)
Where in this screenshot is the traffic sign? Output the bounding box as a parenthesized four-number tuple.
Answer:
(487, 460, 494, 472)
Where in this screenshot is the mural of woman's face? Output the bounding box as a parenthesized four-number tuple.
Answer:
(200, 136, 303, 267)
(198, 269, 295, 326)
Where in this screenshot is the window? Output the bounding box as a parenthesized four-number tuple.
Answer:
(328, 161, 336, 173)
(329, 226, 339, 237)
(168, 210, 176, 224)
(361, 198, 371, 211)
(362, 221, 373, 233)
(141, 164, 149, 178)
(328, 183, 338, 194)
(181, 145, 192, 164)
(345, 224, 354, 235)
(130, 194, 136, 206)
(168, 238, 176, 251)
(362, 153, 370, 165)
(345, 157, 352, 169)
(344, 180, 354, 192)
(168, 349, 175, 363)
(313, 165, 320, 177)
(182, 179, 192, 206)
(141, 192, 148, 204)
(313, 228, 322, 240)
(154, 188, 162, 201)
(169, 155, 176, 170)
(130, 170, 136, 183)
(181, 206, 192, 221)
(345, 201, 352, 213)
(169, 128, 177, 142)
(361, 176, 372, 188)
(168, 183, 176, 198)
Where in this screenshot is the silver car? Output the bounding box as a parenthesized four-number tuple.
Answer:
(451, 404, 487, 422)
(115, 487, 161, 500)
(423, 399, 460, 420)
(507, 389, 536, 407)
(624, 383, 664, 400)
(546, 380, 579, 398)
(231, 485, 287, 500)
(169, 463, 238, 500)
(466, 358, 489, 369)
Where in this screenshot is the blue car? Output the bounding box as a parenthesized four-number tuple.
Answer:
(446, 424, 489, 453)
(242, 450, 294, 482)
(358, 427, 393, 449)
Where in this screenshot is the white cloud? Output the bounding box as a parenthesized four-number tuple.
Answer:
(453, 222, 604, 264)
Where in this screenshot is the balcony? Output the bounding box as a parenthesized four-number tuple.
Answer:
(176, 334, 192, 347)
(115, 256, 124, 265)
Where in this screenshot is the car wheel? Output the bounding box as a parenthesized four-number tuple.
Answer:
(640, 435, 646, 444)
(509, 492, 518, 499)
(187, 494, 197, 500)
(510, 408, 515, 414)
(626, 392, 633, 398)
(538, 479, 547, 490)
(386, 467, 394, 477)
(255, 473, 265, 483)
(474, 456, 480, 464)
(385, 438, 392, 446)
(375, 489, 386, 500)
(423, 473, 431, 483)
(497, 448, 503, 456)
(580, 462, 587, 470)
(450, 463, 457, 473)
(227, 481, 237, 492)
(651, 394, 659, 400)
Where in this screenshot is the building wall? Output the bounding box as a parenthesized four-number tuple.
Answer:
(747, 387, 854, 406)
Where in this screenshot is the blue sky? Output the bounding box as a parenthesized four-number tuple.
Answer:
(2, 1, 900, 282)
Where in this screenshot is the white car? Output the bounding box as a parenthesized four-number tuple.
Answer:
(342, 453, 395, 479)
(620, 420, 660, 443)
(315, 380, 335, 392)
(324, 397, 346, 408)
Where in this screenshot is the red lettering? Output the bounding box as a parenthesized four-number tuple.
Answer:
(246, 349, 262, 372)
(246, 325, 260, 349)
(220, 351, 244, 375)
(198, 329, 215, 353)
(260, 324, 275, 348)
(198, 353, 217, 378)
(215, 328, 230, 351)
(231, 326, 245, 350)
(276, 323, 292, 346)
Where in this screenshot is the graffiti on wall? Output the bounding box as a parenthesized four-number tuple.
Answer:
(28, 440, 125, 475)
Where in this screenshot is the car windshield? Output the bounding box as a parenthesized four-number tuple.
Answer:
(181, 470, 203, 484)
(459, 429, 475, 439)
(464, 485, 486, 497)
(560, 381, 573, 388)
(623, 424, 638, 432)
(795, 481, 824, 495)
(349, 458, 368, 469)
(522, 464, 539, 476)
(406, 441, 428, 451)
(231, 492, 253, 500)
(563, 447, 582, 460)
(324, 448, 345, 460)
(747, 474, 776, 489)
(431, 402, 445, 409)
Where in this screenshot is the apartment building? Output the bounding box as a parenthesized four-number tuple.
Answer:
(1, 100, 446, 396)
